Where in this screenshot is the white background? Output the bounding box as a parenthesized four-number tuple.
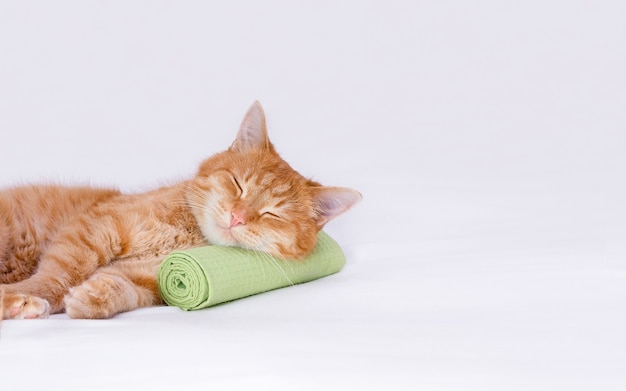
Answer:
(1, 1, 625, 390)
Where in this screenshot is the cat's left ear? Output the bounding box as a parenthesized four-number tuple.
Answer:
(231, 101, 271, 151)
(312, 187, 362, 227)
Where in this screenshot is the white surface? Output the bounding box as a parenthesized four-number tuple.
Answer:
(1, 1, 625, 390)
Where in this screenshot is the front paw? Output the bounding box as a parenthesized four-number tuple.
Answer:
(64, 275, 133, 319)
(2, 293, 50, 319)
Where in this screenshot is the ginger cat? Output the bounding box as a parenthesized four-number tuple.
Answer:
(0, 102, 361, 319)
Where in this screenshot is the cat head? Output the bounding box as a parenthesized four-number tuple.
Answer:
(187, 101, 361, 259)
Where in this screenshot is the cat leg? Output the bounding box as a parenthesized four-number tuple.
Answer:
(2, 213, 127, 318)
(1, 273, 58, 319)
(64, 257, 163, 319)
(2, 261, 90, 317)
(1, 292, 50, 319)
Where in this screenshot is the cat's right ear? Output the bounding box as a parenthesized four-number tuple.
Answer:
(231, 101, 271, 152)
(312, 187, 363, 228)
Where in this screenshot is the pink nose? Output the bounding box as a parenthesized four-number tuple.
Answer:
(230, 210, 247, 228)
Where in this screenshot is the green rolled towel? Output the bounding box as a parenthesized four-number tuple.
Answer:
(157, 231, 346, 310)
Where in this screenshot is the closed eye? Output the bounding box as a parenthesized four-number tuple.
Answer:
(262, 211, 281, 219)
(232, 176, 243, 196)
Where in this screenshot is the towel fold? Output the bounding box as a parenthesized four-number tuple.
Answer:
(157, 231, 346, 310)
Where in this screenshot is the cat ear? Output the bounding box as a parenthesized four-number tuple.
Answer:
(231, 101, 271, 151)
(312, 187, 362, 227)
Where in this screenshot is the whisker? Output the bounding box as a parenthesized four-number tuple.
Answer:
(265, 252, 294, 286)
(251, 249, 269, 283)
(257, 239, 294, 286)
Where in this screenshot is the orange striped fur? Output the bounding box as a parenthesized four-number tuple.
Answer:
(0, 102, 361, 319)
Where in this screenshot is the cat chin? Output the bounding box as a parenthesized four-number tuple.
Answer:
(203, 225, 269, 255)
(201, 223, 240, 248)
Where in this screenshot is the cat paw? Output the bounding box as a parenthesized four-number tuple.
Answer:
(2, 293, 50, 319)
(64, 275, 133, 319)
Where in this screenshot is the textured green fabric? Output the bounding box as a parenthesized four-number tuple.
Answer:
(157, 231, 346, 310)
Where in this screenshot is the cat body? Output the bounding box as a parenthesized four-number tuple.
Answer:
(0, 102, 361, 319)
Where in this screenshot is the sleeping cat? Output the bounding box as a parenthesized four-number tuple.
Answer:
(0, 102, 361, 320)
